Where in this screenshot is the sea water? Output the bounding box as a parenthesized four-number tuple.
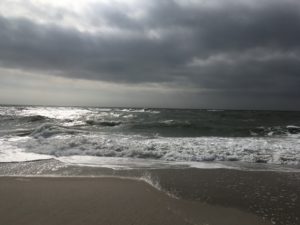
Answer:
(0, 105, 299, 171)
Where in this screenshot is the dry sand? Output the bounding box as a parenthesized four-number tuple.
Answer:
(0, 176, 271, 225)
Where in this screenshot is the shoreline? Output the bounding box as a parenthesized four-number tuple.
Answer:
(0, 176, 271, 225)
(1, 160, 299, 225)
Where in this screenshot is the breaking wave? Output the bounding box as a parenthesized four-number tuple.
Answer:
(30, 123, 85, 138)
(7, 129, 300, 165)
(119, 108, 160, 113)
(1, 106, 299, 169)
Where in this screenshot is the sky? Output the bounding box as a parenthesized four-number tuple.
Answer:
(0, 0, 299, 110)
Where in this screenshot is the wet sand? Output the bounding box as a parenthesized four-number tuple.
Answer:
(145, 168, 300, 225)
(0, 176, 270, 225)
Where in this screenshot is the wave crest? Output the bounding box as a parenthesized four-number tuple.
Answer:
(9, 133, 300, 165)
(31, 123, 83, 138)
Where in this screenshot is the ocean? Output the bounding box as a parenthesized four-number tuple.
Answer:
(0, 105, 299, 170)
(1, 105, 300, 225)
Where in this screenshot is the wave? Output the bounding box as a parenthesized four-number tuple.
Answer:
(0, 115, 48, 123)
(287, 125, 300, 134)
(130, 121, 300, 137)
(250, 125, 300, 136)
(159, 120, 192, 127)
(19, 107, 92, 120)
(1, 107, 299, 169)
(1, 107, 299, 138)
(85, 120, 122, 127)
(58, 155, 236, 171)
(30, 123, 84, 138)
(0, 136, 53, 163)
(21, 115, 49, 122)
(119, 108, 160, 113)
(7, 132, 300, 165)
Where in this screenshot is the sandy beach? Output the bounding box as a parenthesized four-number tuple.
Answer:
(0, 176, 271, 225)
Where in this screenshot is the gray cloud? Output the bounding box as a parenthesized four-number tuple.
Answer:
(0, 0, 300, 109)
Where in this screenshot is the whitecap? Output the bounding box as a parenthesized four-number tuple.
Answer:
(5, 132, 299, 166)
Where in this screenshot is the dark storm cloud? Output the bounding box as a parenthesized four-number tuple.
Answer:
(0, 0, 300, 107)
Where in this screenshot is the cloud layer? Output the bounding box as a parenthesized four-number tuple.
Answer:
(0, 0, 299, 109)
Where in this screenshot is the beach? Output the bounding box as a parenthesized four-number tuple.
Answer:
(0, 106, 299, 225)
(1, 163, 300, 225)
(0, 176, 272, 225)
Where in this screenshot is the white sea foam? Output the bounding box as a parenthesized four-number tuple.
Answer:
(0, 136, 53, 162)
(287, 125, 300, 129)
(120, 108, 160, 113)
(59, 156, 171, 169)
(20, 107, 91, 120)
(2, 128, 299, 166)
(58, 156, 237, 171)
(1, 106, 299, 173)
